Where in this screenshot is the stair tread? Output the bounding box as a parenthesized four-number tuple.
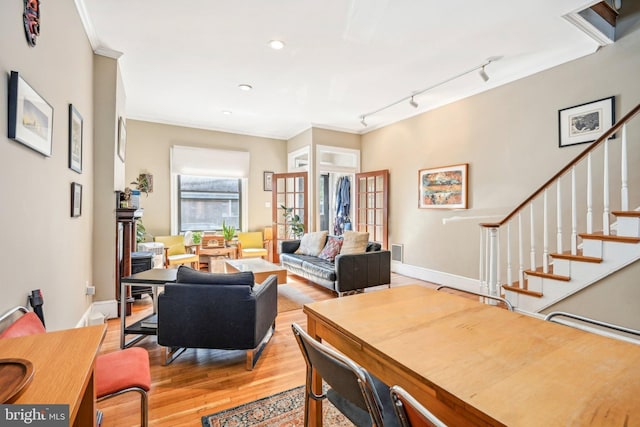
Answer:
(578, 231, 640, 243)
(550, 250, 602, 263)
(502, 284, 543, 298)
(524, 266, 571, 281)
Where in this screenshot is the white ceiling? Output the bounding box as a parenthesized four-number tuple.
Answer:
(79, 0, 602, 140)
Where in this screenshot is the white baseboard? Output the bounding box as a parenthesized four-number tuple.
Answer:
(391, 261, 481, 293)
(75, 300, 117, 327)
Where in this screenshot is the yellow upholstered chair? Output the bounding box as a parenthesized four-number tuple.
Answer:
(236, 231, 268, 259)
(154, 235, 200, 269)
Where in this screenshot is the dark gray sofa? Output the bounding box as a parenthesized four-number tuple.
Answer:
(280, 238, 391, 295)
(157, 266, 277, 369)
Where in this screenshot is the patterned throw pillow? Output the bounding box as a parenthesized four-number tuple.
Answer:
(295, 231, 329, 256)
(340, 231, 369, 255)
(318, 236, 343, 262)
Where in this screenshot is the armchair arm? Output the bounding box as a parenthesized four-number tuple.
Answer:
(254, 274, 278, 342)
(335, 250, 391, 293)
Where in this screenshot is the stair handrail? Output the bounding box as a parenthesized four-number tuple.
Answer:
(481, 102, 640, 228)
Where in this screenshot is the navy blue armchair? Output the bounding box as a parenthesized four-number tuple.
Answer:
(157, 266, 278, 369)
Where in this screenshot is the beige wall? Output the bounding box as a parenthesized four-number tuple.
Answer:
(125, 120, 287, 237)
(0, 0, 95, 329)
(361, 15, 640, 283)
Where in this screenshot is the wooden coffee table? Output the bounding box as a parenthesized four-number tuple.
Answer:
(224, 258, 287, 284)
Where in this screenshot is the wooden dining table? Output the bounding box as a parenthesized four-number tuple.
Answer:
(303, 285, 640, 426)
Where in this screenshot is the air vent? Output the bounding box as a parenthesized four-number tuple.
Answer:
(391, 244, 403, 263)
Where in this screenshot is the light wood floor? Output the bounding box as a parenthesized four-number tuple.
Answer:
(98, 273, 437, 426)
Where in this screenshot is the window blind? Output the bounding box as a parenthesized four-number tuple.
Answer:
(170, 145, 250, 177)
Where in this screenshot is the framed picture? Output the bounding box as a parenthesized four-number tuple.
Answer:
(117, 116, 126, 161)
(264, 171, 274, 191)
(7, 71, 53, 157)
(418, 163, 468, 209)
(69, 104, 83, 173)
(558, 96, 615, 147)
(71, 182, 82, 217)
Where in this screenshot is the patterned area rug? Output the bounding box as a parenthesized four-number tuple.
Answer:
(277, 284, 315, 313)
(201, 385, 354, 427)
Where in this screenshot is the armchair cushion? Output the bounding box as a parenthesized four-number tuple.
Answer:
(155, 235, 187, 256)
(176, 265, 255, 288)
(237, 232, 263, 249)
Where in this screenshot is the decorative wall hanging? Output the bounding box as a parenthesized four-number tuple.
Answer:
(8, 71, 53, 156)
(264, 171, 273, 191)
(23, 0, 40, 47)
(418, 163, 468, 209)
(71, 182, 82, 217)
(69, 104, 83, 173)
(117, 116, 126, 161)
(558, 96, 615, 147)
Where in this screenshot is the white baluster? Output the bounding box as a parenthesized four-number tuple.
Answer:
(572, 166, 577, 255)
(518, 212, 524, 288)
(479, 227, 485, 293)
(603, 139, 610, 235)
(488, 227, 498, 298)
(587, 153, 593, 235)
(543, 189, 549, 273)
(506, 221, 512, 288)
(557, 181, 563, 254)
(530, 202, 536, 271)
(621, 124, 628, 211)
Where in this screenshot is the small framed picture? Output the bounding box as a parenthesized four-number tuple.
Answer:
(264, 171, 274, 191)
(71, 182, 82, 217)
(558, 96, 615, 147)
(117, 116, 126, 161)
(418, 163, 468, 209)
(7, 71, 54, 157)
(69, 104, 83, 173)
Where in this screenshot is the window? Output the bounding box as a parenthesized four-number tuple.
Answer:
(177, 175, 242, 232)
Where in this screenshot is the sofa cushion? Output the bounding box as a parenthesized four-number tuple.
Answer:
(280, 253, 305, 268)
(176, 265, 255, 287)
(295, 231, 328, 256)
(318, 236, 343, 262)
(366, 242, 382, 252)
(340, 231, 369, 255)
(301, 259, 337, 282)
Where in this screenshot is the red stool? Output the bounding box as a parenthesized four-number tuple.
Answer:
(96, 347, 151, 427)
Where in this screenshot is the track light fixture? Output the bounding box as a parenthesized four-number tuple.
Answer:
(357, 56, 501, 127)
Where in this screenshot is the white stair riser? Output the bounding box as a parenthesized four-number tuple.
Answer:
(582, 239, 603, 257)
(616, 217, 640, 237)
(553, 259, 570, 276)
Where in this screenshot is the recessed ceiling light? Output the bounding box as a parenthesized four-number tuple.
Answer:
(238, 84, 253, 91)
(268, 40, 285, 50)
(222, 110, 232, 115)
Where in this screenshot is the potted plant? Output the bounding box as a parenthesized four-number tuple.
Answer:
(130, 173, 152, 197)
(222, 220, 236, 247)
(280, 205, 305, 239)
(192, 231, 203, 245)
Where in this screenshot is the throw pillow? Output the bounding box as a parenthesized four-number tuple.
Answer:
(176, 266, 255, 287)
(340, 231, 369, 255)
(318, 236, 343, 262)
(295, 231, 329, 256)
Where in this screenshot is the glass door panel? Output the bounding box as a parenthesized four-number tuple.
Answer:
(355, 170, 388, 249)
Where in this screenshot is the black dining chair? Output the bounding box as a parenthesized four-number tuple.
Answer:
(291, 322, 399, 427)
(390, 385, 447, 427)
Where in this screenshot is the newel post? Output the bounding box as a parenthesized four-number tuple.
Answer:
(480, 223, 500, 301)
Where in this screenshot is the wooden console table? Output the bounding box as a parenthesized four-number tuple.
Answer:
(0, 325, 106, 427)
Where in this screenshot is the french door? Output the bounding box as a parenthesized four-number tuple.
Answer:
(271, 172, 308, 263)
(355, 170, 389, 249)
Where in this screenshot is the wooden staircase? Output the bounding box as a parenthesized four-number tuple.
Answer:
(480, 103, 640, 313)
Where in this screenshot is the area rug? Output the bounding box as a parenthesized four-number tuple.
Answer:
(277, 284, 315, 313)
(201, 385, 354, 427)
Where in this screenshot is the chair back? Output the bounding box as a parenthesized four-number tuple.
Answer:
(154, 235, 186, 255)
(390, 385, 447, 427)
(237, 232, 263, 249)
(0, 308, 46, 339)
(291, 323, 384, 426)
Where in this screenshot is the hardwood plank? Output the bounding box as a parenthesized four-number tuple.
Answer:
(97, 272, 437, 426)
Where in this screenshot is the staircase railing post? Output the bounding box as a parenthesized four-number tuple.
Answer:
(621, 124, 628, 211)
(603, 138, 610, 235)
(487, 226, 499, 302)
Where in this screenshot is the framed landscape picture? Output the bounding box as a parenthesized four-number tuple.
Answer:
(558, 96, 615, 147)
(69, 104, 83, 173)
(418, 163, 468, 209)
(7, 71, 54, 156)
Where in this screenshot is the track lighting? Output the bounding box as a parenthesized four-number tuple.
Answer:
(358, 57, 500, 127)
(478, 65, 489, 82)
